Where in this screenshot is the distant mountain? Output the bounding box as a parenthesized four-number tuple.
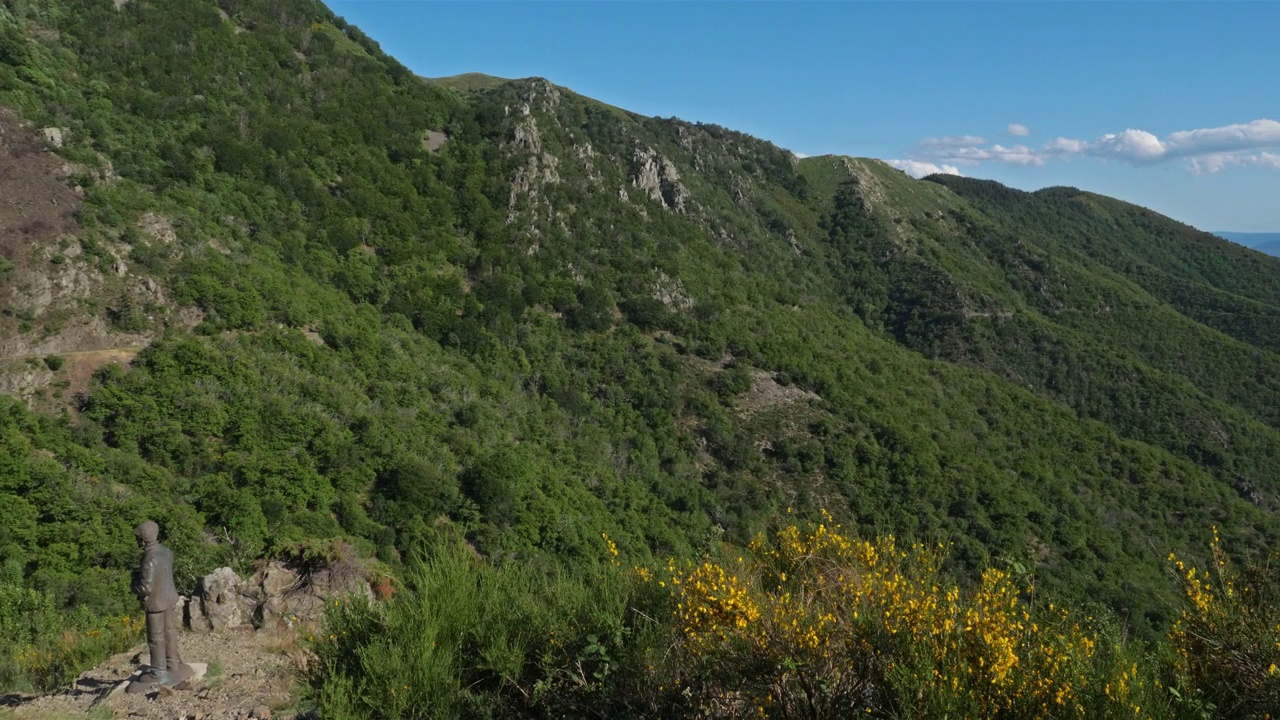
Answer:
(1216, 231, 1280, 257)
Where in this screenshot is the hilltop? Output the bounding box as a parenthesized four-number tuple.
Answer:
(423, 72, 513, 92)
(1, 0, 1279, 707)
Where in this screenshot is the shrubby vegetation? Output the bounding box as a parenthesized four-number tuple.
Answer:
(1166, 528, 1280, 717)
(1, 0, 1280, 710)
(304, 517, 1280, 719)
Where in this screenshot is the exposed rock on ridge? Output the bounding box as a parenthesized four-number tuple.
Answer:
(632, 145, 688, 213)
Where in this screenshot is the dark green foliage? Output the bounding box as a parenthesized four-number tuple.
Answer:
(305, 542, 655, 720)
(2, 0, 1280, 697)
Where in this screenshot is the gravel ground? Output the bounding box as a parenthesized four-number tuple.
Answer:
(2, 627, 308, 720)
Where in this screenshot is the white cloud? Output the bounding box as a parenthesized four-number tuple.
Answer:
(1165, 120, 1280, 157)
(1189, 151, 1280, 175)
(900, 118, 1280, 174)
(887, 159, 963, 178)
(1044, 137, 1087, 155)
(1007, 123, 1031, 137)
(1089, 129, 1167, 163)
(914, 143, 1044, 167)
(921, 135, 987, 149)
(793, 151, 811, 159)
(985, 144, 1044, 166)
(1252, 152, 1280, 169)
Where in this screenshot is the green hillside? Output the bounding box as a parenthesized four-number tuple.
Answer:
(2, 0, 1279, 708)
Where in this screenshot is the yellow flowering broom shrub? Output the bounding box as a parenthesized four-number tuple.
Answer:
(301, 520, 1280, 719)
(653, 514, 1159, 718)
(1166, 527, 1280, 718)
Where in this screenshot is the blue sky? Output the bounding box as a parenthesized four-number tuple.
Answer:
(328, 1, 1280, 232)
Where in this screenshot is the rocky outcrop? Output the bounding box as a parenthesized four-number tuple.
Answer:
(40, 127, 64, 148)
(191, 567, 253, 631)
(651, 270, 694, 312)
(505, 106, 561, 229)
(0, 107, 158, 406)
(632, 145, 688, 213)
(185, 561, 375, 632)
(137, 211, 176, 245)
(0, 363, 53, 398)
(421, 129, 448, 153)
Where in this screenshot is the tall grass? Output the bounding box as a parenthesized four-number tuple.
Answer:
(1166, 527, 1280, 717)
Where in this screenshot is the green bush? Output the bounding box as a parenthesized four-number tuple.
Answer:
(0, 584, 143, 692)
(304, 541, 652, 719)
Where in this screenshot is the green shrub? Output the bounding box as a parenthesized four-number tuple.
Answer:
(0, 584, 143, 692)
(303, 541, 652, 719)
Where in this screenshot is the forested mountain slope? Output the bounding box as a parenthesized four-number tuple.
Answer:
(2, 0, 1279, 660)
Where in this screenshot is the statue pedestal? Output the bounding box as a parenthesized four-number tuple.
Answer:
(122, 662, 206, 694)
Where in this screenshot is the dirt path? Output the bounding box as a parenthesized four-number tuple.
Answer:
(0, 346, 148, 364)
(1, 628, 306, 720)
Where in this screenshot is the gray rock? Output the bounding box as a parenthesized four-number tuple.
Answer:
(189, 556, 376, 631)
(41, 127, 64, 148)
(631, 146, 688, 213)
(259, 564, 297, 598)
(194, 567, 252, 631)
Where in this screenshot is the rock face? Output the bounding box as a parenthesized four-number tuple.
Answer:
(0, 107, 159, 407)
(632, 145, 688, 213)
(191, 567, 253, 631)
(186, 561, 374, 632)
(41, 127, 64, 148)
(505, 106, 561, 228)
(651, 270, 694, 312)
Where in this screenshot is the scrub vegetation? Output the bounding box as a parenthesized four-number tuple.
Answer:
(1, 0, 1279, 714)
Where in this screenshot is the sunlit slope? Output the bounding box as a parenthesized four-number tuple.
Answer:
(0, 0, 1277, 644)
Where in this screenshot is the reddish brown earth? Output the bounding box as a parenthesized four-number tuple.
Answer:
(0, 106, 162, 408)
(0, 106, 82, 295)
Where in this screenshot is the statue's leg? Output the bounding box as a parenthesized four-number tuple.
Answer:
(128, 610, 178, 692)
(146, 611, 168, 675)
(127, 610, 171, 687)
(162, 607, 194, 685)
(164, 607, 183, 665)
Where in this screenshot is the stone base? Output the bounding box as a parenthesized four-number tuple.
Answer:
(122, 662, 206, 695)
(174, 662, 207, 690)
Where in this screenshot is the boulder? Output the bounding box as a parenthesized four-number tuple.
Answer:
(253, 560, 373, 627)
(41, 127, 64, 148)
(190, 567, 254, 631)
(186, 558, 375, 631)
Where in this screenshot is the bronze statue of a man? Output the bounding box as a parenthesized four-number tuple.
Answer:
(128, 521, 193, 690)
